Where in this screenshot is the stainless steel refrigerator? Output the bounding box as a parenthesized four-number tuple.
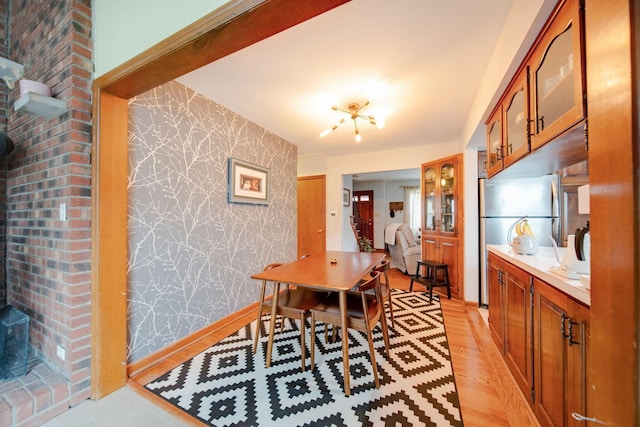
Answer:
(478, 174, 561, 307)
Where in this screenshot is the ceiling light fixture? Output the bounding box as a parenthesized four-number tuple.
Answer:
(320, 101, 385, 143)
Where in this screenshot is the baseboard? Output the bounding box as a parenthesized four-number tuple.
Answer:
(127, 302, 258, 379)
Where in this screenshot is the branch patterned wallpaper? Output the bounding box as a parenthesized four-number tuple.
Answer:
(127, 81, 297, 362)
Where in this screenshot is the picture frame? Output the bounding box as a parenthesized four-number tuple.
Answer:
(343, 188, 351, 207)
(228, 157, 270, 205)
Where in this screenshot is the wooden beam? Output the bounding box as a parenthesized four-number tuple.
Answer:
(96, 0, 349, 99)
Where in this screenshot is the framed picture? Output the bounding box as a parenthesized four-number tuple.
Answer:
(343, 188, 351, 207)
(228, 158, 270, 205)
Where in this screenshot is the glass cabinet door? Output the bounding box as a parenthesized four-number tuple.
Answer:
(439, 162, 455, 234)
(504, 70, 529, 168)
(486, 109, 502, 176)
(534, 27, 573, 134)
(423, 166, 436, 231)
(530, 0, 584, 150)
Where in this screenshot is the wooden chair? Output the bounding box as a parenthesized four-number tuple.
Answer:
(253, 263, 328, 371)
(309, 271, 390, 388)
(372, 259, 395, 329)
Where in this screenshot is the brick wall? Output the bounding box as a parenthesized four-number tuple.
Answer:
(0, 0, 9, 307)
(5, 0, 92, 404)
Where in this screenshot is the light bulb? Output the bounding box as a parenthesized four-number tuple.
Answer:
(355, 130, 362, 143)
(376, 118, 385, 129)
(320, 128, 331, 137)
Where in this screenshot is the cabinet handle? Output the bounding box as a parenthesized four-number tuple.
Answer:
(561, 314, 580, 346)
(496, 146, 503, 161)
(508, 143, 513, 155)
(539, 116, 545, 131)
(571, 413, 608, 425)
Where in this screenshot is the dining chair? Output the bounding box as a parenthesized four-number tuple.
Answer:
(253, 262, 328, 371)
(309, 271, 390, 388)
(370, 259, 395, 329)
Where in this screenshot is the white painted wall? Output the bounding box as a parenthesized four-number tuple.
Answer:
(93, 0, 231, 76)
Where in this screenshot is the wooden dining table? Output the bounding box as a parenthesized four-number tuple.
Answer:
(251, 250, 385, 396)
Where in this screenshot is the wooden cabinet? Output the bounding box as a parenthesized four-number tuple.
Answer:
(488, 253, 589, 427)
(529, 0, 585, 151)
(488, 253, 533, 401)
(533, 278, 588, 427)
(421, 154, 463, 299)
(487, 253, 505, 351)
(503, 261, 533, 401)
(485, 0, 587, 179)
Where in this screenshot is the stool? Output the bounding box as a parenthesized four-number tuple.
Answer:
(409, 260, 451, 302)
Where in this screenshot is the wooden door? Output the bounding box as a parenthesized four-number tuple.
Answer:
(297, 175, 325, 258)
(438, 237, 459, 298)
(353, 190, 374, 244)
(487, 254, 505, 352)
(534, 278, 573, 427)
(504, 262, 533, 401)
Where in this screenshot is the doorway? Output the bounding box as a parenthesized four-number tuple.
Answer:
(297, 175, 326, 257)
(353, 190, 374, 245)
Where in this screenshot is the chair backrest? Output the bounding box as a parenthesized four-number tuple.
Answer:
(397, 224, 417, 248)
(358, 271, 383, 304)
(373, 260, 390, 297)
(264, 263, 283, 271)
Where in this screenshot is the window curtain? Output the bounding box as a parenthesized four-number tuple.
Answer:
(402, 185, 421, 238)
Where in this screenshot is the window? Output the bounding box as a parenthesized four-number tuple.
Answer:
(403, 186, 421, 238)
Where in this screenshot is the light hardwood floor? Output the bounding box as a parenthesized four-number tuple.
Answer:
(130, 267, 540, 427)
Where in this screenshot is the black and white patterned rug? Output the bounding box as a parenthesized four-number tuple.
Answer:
(145, 290, 463, 426)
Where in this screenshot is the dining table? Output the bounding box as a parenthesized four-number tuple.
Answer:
(251, 250, 385, 396)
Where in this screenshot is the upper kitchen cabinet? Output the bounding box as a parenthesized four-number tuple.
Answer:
(486, 0, 587, 179)
(503, 69, 531, 169)
(486, 105, 503, 176)
(529, 0, 585, 151)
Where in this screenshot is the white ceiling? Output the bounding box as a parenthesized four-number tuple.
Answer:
(177, 0, 550, 161)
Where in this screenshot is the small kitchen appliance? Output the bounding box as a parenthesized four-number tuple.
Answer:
(549, 234, 590, 278)
(507, 217, 539, 255)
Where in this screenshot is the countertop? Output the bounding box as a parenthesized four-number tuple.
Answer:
(487, 245, 590, 306)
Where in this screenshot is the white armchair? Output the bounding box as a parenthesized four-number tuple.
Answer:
(386, 223, 421, 274)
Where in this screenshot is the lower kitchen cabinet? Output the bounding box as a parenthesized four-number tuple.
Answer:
(488, 254, 589, 427)
(487, 253, 533, 400)
(533, 278, 589, 427)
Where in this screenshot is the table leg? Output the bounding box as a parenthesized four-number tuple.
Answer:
(265, 282, 280, 368)
(339, 290, 350, 396)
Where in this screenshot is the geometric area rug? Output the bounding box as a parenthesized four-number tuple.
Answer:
(145, 290, 464, 426)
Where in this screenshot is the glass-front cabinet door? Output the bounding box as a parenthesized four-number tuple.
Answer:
(423, 166, 436, 232)
(439, 162, 456, 234)
(486, 106, 503, 177)
(503, 69, 530, 168)
(530, 0, 584, 150)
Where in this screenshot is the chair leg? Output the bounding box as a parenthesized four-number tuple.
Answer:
(379, 310, 391, 356)
(253, 282, 267, 354)
(365, 329, 380, 389)
(387, 294, 395, 329)
(299, 314, 306, 372)
(310, 315, 318, 370)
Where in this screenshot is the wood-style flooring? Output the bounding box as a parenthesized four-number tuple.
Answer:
(130, 267, 540, 427)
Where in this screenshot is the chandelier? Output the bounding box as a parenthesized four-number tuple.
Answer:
(320, 101, 385, 142)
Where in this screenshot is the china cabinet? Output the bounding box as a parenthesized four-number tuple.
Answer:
(421, 154, 463, 299)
